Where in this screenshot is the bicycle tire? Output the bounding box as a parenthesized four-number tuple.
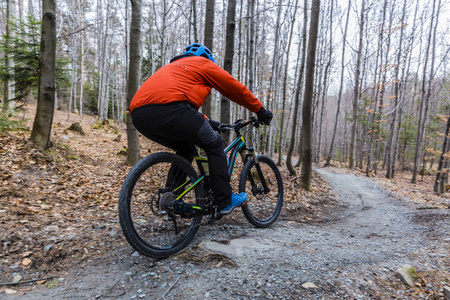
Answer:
(239, 155, 283, 228)
(119, 152, 203, 258)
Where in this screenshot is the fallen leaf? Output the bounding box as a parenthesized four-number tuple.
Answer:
(5, 289, 17, 295)
(22, 257, 32, 266)
(22, 251, 33, 257)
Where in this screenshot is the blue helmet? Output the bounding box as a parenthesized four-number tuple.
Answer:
(184, 43, 215, 63)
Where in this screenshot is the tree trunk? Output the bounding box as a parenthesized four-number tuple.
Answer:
(3, 0, 16, 114)
(30, 0, 56, 150)
(324, 0, 350, 167)
(349, 0, 365, 169)
(385, 0, 406, 178)
(126, 0, 142, 165)
(412, 0, 440, 183)
(277, 0, 299, 166)
(220, 0, 237, 143)
(192, 0, 199, 43)
(286, 0, 307, 176)
(202, 0, 215, 119)
(434, 109, 450, 193)
(366, 0, 387, 176)
(78, 0, 85, 117)
(300, 0, 320, 190)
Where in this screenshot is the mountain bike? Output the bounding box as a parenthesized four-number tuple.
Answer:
(118, 117, 283, 258)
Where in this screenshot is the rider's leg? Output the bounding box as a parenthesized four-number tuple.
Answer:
(131, 102, 232, 208)
(194, 119, 232, 209)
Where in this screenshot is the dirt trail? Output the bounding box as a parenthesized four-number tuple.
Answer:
(7, 168, 449, 299)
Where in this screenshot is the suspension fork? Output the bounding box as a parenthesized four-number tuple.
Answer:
(243, 147, 270, 194)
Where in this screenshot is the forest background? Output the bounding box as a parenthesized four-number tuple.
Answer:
(1, 0, 450, 192)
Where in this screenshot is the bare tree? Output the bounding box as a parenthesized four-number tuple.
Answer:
(385, 0, 406, 178)
(324, 0, 351, 167)
(434, 106, 450, 193)
(286, 0, 307, 176)
(30, 0, 56, 150)
(202, 0, 215, 119)
(300, 0, 321, 190)
(315, 0, 334, 164)
(2, 0, 16, 114)
(126, 0, 142, 165)
(412, 0, 440, 183)
(349, 0, 365, 169)
(220, 0, 237, 142)
(277, 0, 299, 166)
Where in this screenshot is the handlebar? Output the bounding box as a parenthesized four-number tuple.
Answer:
(216, 116, 261, 134)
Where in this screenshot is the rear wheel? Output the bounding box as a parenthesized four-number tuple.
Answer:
(239, 155, 283, 227)
(118, 152, 203, 258)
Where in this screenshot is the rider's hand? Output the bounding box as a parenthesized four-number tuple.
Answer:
(209, 120, 221, 131)
(257, 107, 273, 125)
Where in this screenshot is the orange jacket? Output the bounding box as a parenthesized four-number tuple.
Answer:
(130, 56, 262, 115)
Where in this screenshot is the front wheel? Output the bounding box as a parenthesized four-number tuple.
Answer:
(239, 155, 283, 227)
(118, 152, 203, 258)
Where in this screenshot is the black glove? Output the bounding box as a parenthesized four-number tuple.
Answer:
(256, 107, 273, 125)
(209, 119, 221, 131)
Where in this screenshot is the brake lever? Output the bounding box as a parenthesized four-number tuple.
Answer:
(218, 125, 231, 133)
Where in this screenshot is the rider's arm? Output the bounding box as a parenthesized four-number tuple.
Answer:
(200, 61, 262, 113)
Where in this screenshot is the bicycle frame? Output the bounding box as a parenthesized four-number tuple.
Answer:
(172, 119, 269, 216)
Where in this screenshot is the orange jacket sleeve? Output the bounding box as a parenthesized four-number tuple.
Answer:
(200, 61, 262, 113)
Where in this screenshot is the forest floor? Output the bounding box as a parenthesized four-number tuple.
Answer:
(1, 105, 449, 299)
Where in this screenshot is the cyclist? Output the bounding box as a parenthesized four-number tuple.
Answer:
(130, 43, 273, 215)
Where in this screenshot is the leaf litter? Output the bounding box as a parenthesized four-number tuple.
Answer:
(0, 105, 336, 294)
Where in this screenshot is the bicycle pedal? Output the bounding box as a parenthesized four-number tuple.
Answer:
(207, 206, 222, 224)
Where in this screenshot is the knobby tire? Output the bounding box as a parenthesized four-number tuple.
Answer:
(239, 155, 283, 227)
(118, 152, 203, 258)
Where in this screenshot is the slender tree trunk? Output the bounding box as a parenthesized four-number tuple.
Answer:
(366, 0, 387, 176)
(385, 0, 406, 178)
(247, 0, 256, 94)
(126, 0, 142, 165)
(78, 0, 84, 116)
(3, 0, 16, 114)
(434, 109, 450, 193)
(192, 0, 199, 43)
(315, 0, 333, 164)
(220, 0, 237, 143)
(30, 0, 56, 150)
(324, 0, 350, 167)
(277, 0, 299, 166)
(202, 0, 215, 119)
(391, 0, 420, 178)
(286, 0, 307, 175)
(373, 1, 393, 175)
(349, 0, 365, 169)
(412, 0, 440, 183)
(300, 0, 320, 190)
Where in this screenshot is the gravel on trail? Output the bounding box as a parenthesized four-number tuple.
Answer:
(5, 168, 450, 299)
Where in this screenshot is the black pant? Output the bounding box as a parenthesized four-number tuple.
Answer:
(131, 102, 232, 208)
